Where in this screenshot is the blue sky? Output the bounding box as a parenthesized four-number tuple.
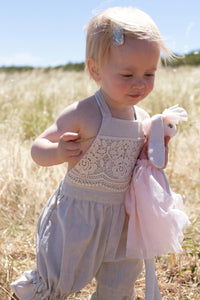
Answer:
(0, 0, 199, 67)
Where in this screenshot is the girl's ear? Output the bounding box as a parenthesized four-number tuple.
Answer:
(148, 115, 165, 168)
(87, 59, 101, 82)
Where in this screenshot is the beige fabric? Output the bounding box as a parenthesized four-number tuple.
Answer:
(11, 90, 144, 299)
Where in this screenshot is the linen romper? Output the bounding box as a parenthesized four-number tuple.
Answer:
(11, 90, 145, 300)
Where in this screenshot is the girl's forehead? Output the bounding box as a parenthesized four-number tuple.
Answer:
(118, 38, 160, 55)
(108, 38, 160, 68)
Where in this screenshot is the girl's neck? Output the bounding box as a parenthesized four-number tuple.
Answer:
(101, 89, 136, 121)
(109, 105, 136, 120)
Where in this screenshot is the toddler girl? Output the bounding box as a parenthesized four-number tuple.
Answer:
(11, 7, 174, 300)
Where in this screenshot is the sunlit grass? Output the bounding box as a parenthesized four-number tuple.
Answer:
(0, 66, 200, 299)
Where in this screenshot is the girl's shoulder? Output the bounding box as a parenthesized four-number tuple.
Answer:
(56, 94, 101, 136)
(134, 106, 150, 121)
(59, 95, 97, 119)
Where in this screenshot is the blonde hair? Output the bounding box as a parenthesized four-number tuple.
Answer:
(86, 7, 172, 67)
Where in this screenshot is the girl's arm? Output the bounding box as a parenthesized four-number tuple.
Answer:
(31, 103, 83, 167)
(31, 130, 82, 166)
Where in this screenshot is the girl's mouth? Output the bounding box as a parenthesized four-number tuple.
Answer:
(128, 93, 143, 99)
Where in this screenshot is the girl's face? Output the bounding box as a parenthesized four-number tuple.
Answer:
(97, 38, 160, 112)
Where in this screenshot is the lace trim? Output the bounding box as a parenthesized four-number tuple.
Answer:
(66, 136, 144, 192)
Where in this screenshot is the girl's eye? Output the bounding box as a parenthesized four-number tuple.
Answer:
(145, 73, 155, 77)
(121, 74, 133, 78)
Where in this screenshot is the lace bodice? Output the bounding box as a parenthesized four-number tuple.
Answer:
(64, 91, 144, 193)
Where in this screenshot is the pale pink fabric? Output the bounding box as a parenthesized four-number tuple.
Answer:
(125, 157, 190, 259)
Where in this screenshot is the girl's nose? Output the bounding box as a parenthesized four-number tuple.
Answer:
(132, 77, 144, 89)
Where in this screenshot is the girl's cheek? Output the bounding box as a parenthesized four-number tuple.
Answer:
(117, 81, 129, 90)
(147, 79, 155, 92)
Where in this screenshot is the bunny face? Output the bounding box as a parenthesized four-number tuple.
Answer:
(163, 120, 176, 137)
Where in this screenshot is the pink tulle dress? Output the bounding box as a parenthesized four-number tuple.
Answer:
(125, 143, 190, 259)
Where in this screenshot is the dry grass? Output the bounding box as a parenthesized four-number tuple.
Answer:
(0, 66, 200, 299)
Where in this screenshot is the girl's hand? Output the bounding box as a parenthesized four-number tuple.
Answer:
(164, 136, 170, 147)
(57, 132, 83, 163)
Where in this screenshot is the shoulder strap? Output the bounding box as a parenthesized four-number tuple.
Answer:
(95, 90, 112, 117)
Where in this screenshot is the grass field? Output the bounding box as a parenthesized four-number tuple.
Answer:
(0, 66, 200, 299)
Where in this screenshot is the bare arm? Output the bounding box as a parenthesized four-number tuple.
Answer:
(31, 102, 83, 167)
(31, 96, 102, 167)
(31, 131, 82, 166)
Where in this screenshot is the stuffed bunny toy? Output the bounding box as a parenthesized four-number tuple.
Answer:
(125, 105, 190, 300)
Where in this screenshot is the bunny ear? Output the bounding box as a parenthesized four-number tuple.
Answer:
(148, 115, 165, 168)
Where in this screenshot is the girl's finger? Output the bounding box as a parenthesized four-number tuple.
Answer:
(61, 132, 81, 142)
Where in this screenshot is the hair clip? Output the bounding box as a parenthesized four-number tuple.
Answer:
(113, 24, 124, 46)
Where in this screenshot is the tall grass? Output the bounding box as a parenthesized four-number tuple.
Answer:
(0, 67, 200, 299)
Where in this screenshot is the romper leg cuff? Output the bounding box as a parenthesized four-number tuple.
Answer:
(10, 270, 49, 300)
